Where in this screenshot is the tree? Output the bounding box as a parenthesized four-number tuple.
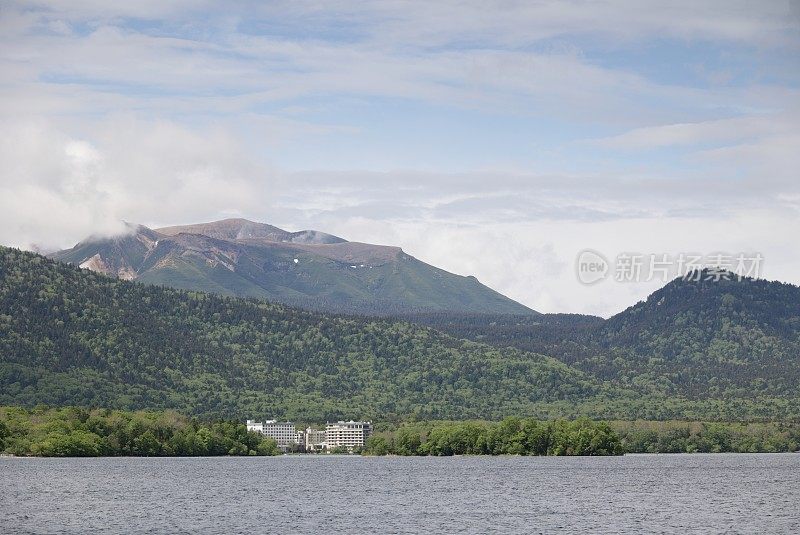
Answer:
(364, 436, 390, 455)
(395, 427, 422, 456)
(256, 437, 280, 456)
(132, 430, 161, 456)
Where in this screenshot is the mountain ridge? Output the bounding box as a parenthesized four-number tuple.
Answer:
(157, 218, 348, 245)
(50, 218, 535, 316)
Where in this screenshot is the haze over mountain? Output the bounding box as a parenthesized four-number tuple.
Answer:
(51, 219, 535, 316)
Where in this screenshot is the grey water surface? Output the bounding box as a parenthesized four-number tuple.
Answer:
(2, 453, 799, 534)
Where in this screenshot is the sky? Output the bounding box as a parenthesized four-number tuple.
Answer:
(1, 1, 799, 316)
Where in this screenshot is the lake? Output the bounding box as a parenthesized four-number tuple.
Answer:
(2, 453, 799, 534)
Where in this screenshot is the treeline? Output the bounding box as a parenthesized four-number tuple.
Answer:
(0, 406, 280, 457)
(363, 418, 800, 456)
(363, 418, 624, 456)
(613, 420, 800, 454)
(4, 408, 796, 457)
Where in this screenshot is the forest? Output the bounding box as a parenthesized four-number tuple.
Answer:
(402, 273, 800, 402)
(611, 420, 800, 454)
(0, 247, 601, 421)
(363, 418, 800, 456)
(363, 418, 624, 456)
(0, 406, 280, 457)
(1, 247, 799, 422)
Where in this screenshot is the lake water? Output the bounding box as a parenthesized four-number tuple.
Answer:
(2, 453, 799, 534)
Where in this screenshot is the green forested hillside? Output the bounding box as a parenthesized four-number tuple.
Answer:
(2, 248, 798, 422)
(401, 312, 603, 364)
(403, 273, 800, 403)
(0, 247, 595, 421)
(590, 273, 800, 396)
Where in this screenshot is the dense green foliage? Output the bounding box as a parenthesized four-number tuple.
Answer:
(0, 406, 280, 457)
(363, 417, 624, 456)
(0, 247, 599, 421)
(401, 312, 602, 364)
(593, 274, 800, 398)
(364, 419, 800, 455)
(2, 248, 799, 422)
(613, 420, 800, 453)
(403, 273, 800, 406)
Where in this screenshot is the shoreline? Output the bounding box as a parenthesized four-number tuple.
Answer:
(3, 451, 798, 459)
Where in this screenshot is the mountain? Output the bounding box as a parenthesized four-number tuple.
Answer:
(0, 246, 591, 421)
(1, 248, 797, 422)
(50, 219, 535, 316)
(589, 271, 800, 397)
(404, 272, 800, 403)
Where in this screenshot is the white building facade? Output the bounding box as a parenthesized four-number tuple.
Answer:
(304, 428, 327, 452)
(246, 420, 299, 450)
(325, 421, 372, 451)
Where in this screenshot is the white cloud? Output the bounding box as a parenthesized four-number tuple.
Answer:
(0, 0, 798, 316)
(592, 113, 799, 150)
(0, 116, 278, 250)
(3, 2, 796, 124)
(308, 211, 800, 316)
(161, 1, 800, 50)
(13, 0, 213, 21)
(697, 133, 800, 183)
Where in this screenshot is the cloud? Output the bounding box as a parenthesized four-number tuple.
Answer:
(280, 165, 798, 223)
(3, 2, 796, 125)
(12, 0, 213, 21)
(698, 132, 800, 185)
(16, 1, 796, 47)
(592, 113, 799, 150)
(0, 116, 277, 250)
(0, 0, 798, 316)
(352, 0, 800, 48)
(293, 210, 800, 317)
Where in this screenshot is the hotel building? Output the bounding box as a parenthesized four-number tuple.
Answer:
(304, 428, 327, 452)
(325, 420, 372, 451)
(246, 419, 299, 450)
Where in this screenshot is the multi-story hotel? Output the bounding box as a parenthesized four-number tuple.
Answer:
(304, 427, 327, 452)
(245, 419, 372, 452)
(246, 420, 299, 450)
(325, 420, 372, 451)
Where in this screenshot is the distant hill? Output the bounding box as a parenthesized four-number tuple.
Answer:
(50, 219, 535, 316)
(404, 272, 800, 403)
(1, 249, 797, 422)
(0, 247, 586, 422)
(590, 271, 800, 397)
